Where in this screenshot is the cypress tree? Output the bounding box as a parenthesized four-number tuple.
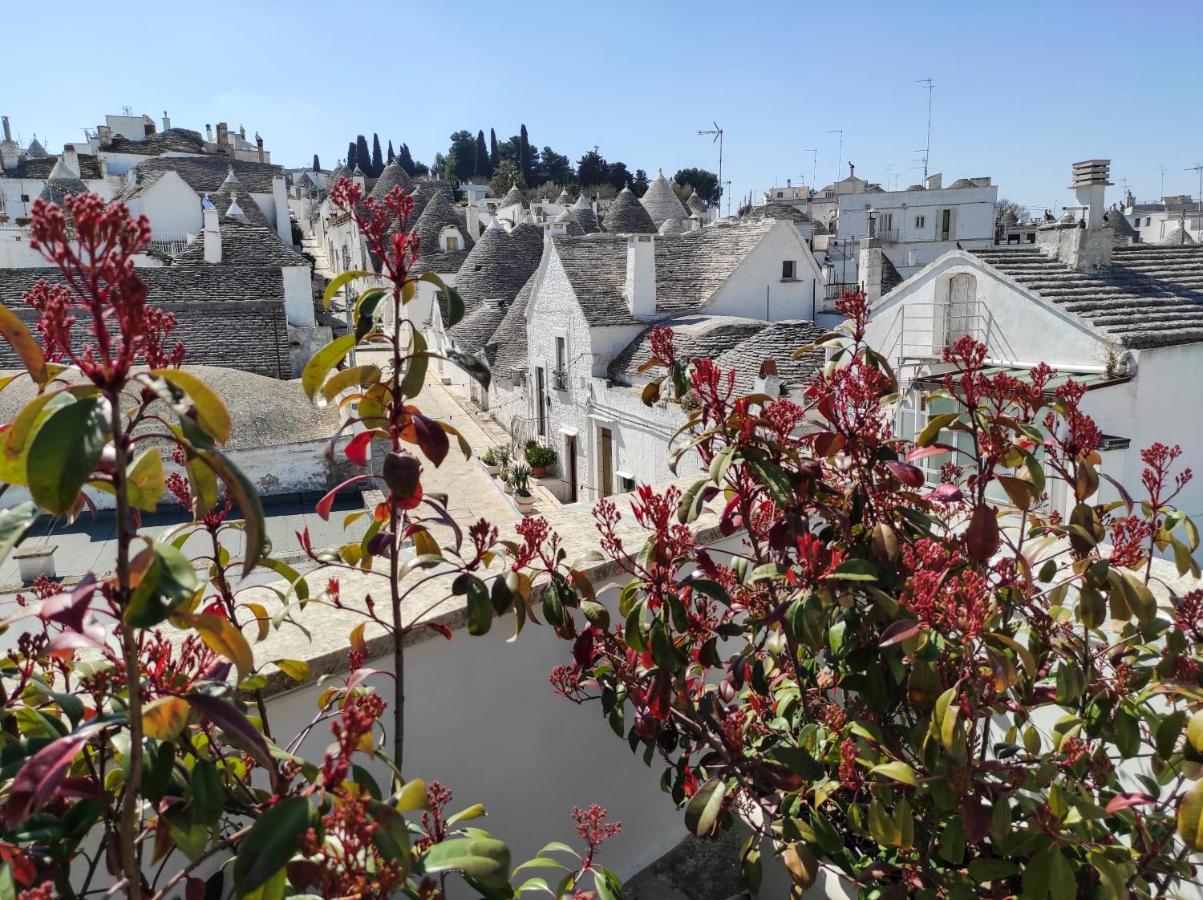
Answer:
(312, 154, 320, 172)
(355, 135, 370, 173)
(518, 124, 531, 185)
(489, 128, 499, 169)
(398, 143, 416, 177)
(387, 140, 396, 164)
(475, 130, 490, 177)
(346, 141, 357, 172)
(371, 133, 384, 176)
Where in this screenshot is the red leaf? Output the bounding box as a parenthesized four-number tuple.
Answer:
(37, 574, 96, 633)
(906, 445, 951, 464)
(966, 504, 1000, 563)
(879, 619, 922, 647)
(426, 622, 453, 640)
(347, 667, 395, 692)
(647, 672, 672, 720)
(884, 460, 924, 488)
(1105, 792, 1155, 814)
(315, 474, 372, 520)
(5, 728, 98, 827)
(412, 414, 449, 467)
(960, 797, 989, 843)
(343, 430, 380, 466)
(927, 482, 963, 504)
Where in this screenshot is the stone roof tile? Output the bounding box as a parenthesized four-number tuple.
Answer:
(640, 170, 688, 226)
(602, 186, 657, 234)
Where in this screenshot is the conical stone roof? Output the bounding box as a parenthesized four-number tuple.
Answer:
(38, 158, 87, 205)
(603, 186, 657, 234)
(686, 192, 708, 216)
(1105, 208, 1137, 239)
(569, 194, 600, 233)
(640, 170, 688, 226)
(509, 222, 545, 264)
(658, 217, 687, 235)
(448, 298, 509, 353)
(370, 160, 415, 202)
(454, 220, 538, 314)
(416, 189, 474, 258)
(498, 185, 525, 208)
(555, 190, 571, 205)
(411, 179, 453, 221)
(554, 208, 584, 236)
(485, 272, 537, 373)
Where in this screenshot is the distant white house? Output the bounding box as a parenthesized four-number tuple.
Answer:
(863, 159, 1203, 522)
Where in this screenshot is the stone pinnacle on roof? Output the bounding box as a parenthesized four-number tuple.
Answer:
(686, 192, 708, 216)
(555, 189, 571, 205)
(640, 168, 689, 227)
(226, 194, 245, 219)
(1104, 207, 1137, 239)
(38, 159, 88, 205)
(223, 167, 239, 186)
(603, 185, 657, 234)
(201, 194, 216, 212)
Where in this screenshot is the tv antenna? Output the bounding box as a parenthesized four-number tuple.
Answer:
(1187, 163, 1203, 225)
(917, 77, 936, 180)
(723, 179, 732, 217)
(801, 148, 817, 190)
(1158, 164, 1168, 198)
(826, 129, 844, 183)
(697, 122, 724, 210)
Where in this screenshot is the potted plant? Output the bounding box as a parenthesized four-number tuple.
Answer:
(498, 461, 513, 493)
(510, 463, 535, 513)
(481, 446, 501, 476)
(525, 443, 557, 478)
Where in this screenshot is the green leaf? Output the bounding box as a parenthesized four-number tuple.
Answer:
(354, 288, 388, 342)
(593, 865, 623, 900)
(27, 397, 107, 515)
(422, 836, 511, 890)
(0, 502, 37, 568)
(322, 270, 374, 309)
(938, 816, 965, 864)
(190, 758, 224, 827)
(466, 579, 493, 636)
(234, 796, 311, 896)
(126, 447, 164, 512)
(684, 778, 726, 836)
(870, 761, 917, 786)
(747, 459, 794, 506)
(148, 369, 232, 444)
(401, 329, 429, 399)
(196, 449, 265, 577)
(444, 286, 465, 328)
(826, 558, 878, 582)
(302, 334, 358, 400)
(275, 659, 310, 682)
(1179, 787, 1203, 850)
(445, 348, 491, 391)
(968, 858, 1017, 882)
(917, 412, 957, 446)
(126, 542, 199, 628)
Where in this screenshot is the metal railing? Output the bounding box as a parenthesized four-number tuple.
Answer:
(552, 368, 568, 391)
(825, 281, 859, 301)
(894, 300, 986, 362)
(146, 233, 191, 257)
(874, 228, 899, 243)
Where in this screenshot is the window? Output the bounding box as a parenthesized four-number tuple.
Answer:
(1145, 217, 1151, 227)
(776, 191, 783, 198)
(915, 215, 925, 229)
(20, 194, 29, 203)
(445, 235, 459, 251)
(553, 336, 567, 390)
(781, 260, 796, 280)
(881, 213, 893, 231)
(620, 475, 636, 493)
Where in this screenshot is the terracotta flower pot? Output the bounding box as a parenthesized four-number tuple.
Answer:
(530, 466, 548, 478)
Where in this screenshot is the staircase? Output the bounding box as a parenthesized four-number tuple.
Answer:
(301, 235, 335, 278)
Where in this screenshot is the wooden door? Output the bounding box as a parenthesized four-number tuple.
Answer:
(565, 434, 578, 503)
(535, 368, 546, 437)
(599, 428, 614, 497)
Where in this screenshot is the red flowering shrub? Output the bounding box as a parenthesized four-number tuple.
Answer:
(509, 291, 1203, 896)
(0, 193, 618, 899)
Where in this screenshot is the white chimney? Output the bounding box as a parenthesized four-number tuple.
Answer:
(925, 173, 943, 190)
(466, 201, 481, 240)
(202, 196, 221, 264)
(1, 116, 10, 142)
(858, 242, 885, 305)
(61, 145, 80, 178)
(624, 234, 656, 318)
(1071, 159, 1111, 232)
(162, 110, 171, 132)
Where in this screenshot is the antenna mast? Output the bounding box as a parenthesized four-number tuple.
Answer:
(917, 77, 936, 180)
(1158, 164, 1168, 198)
(697, 122, 724, 214)
(1187, 163, 1203, 232)
(801, 149, 817, 190)
(826, 129, 844, 184)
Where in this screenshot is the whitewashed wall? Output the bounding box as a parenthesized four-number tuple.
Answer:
(127, 172, 200, 237)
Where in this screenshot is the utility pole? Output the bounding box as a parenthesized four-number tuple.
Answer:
(827, 129, 844, 184)
(724, 180, 732, 217)
(697, 122, 724, 211)
(917, 77, 936, 180)
(1187, 164, 1203, 236)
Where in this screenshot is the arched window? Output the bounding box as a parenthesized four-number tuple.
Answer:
(440, 226, 464, 252)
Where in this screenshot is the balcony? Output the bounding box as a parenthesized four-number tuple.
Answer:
(824, 281, 859, 301)
(552, 368, 568, 392)
(873, 228, 899, 243)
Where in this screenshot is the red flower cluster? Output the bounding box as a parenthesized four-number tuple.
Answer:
(26, 194, 184, 382)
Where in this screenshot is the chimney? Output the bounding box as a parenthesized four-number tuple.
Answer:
(1, 116, 9, 142)
(1071, 159, 1111, 232)
(1036, 160, 1115, 272)
(61, 145, 80, 178)
(754, 359, 781, 397)
(255, 132, 264, 163)
(202, 196, 221, 264)
(205, 123, 213, 142)
(925, 173, 943, 190)
(162, 110, 171, 132)
(216, 122, 229, 148)
(98, 125, 112, 145)
(858, 241, 885, 305)
(624, 234, 656, 317)
(466, 201, 481, 240)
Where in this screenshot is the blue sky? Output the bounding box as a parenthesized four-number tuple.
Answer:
(5, 0, 1201, 216)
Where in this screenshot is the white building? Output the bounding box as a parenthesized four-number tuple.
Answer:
(863, 159, 1203, 523)
(488, 217, 824, 501)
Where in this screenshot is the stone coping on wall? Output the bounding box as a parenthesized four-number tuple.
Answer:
(242, 479, 726, 699)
